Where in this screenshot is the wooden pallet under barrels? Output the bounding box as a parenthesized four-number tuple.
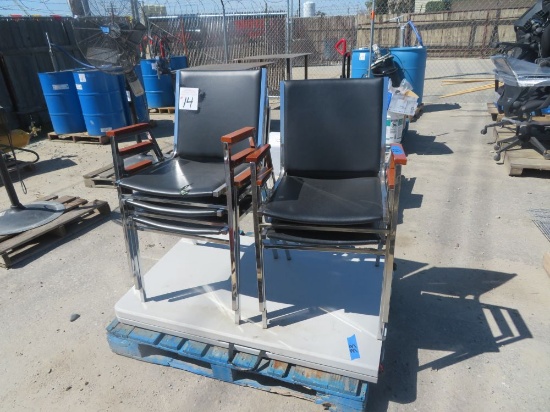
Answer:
(0, 195, 110, 268)
(48, 131, 110, 145)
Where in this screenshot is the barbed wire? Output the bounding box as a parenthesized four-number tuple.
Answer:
(0, 0, 371, 17)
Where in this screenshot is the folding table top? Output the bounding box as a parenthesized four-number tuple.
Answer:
(115, 237, 385, 382)
(182, 62, 274, 71)
(236, 53, 311, 61)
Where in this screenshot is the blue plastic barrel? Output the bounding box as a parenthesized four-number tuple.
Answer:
(350, 48, 389, 79)
(73, 70, 127, 136)
(131, 64, 150, 124)
(140, 59, 174, 108)
(390, 46, 427, 103)
(351, 48, 372, 79)
(38, 71, 86, 134)
(170, 56, 188, 70)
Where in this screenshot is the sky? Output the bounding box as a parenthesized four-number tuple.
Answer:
(0, 0, 370, 17)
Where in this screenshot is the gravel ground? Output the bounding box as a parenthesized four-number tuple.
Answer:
(0, 102, 549, 412)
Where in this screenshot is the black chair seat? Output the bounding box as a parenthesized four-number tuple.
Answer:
(266, 221, 380, 246)
(127, 193, 252, 219)
(119, 157, 247, 197)
(261, 175, 383, 225)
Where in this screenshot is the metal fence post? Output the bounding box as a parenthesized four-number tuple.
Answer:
(221, 0, 229, 63)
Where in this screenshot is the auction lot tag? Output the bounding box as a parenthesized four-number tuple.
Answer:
(179, 87, 199, 111)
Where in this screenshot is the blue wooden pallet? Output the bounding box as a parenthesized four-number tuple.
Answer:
(107, 320, 368, 411)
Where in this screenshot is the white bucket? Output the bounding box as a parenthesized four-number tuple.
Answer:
(386, 112, 404, 143)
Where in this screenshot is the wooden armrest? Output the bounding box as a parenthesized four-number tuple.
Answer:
(389, 144, 407, 165)
(231, 147, 256, 166)
(256, 166, 273, 186)
(388, 167, 396, 189)
(234, 169, 251, 188)
(246, 144, 271, 164)
(106, 123, 151, 138)
(221, 126, 256, 144)
(124, 159, 153, 174)
(118, 141, 154, 157)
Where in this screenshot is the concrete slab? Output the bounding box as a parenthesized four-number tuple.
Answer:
(1, 104, 549, 412)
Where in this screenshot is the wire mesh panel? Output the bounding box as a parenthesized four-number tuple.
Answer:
(131, 0, 534, 103)
(0, 0, 537, 103)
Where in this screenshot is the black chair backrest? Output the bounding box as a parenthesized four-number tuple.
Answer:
(498, 84, 550, 116)
(281, 78, 385, 178)
(175, 69, 263, 161)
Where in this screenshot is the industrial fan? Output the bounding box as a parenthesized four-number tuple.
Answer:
(70, 0, 147, 96)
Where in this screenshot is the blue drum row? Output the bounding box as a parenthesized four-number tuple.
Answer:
(38, 56, 188, 136)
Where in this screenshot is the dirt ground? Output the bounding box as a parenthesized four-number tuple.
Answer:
(0, 103, 549, 412)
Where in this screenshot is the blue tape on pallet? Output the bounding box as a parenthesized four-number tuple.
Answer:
(347, 335, 361, 360)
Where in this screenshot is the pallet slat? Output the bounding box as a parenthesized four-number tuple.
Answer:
(83, 148, 174, 188)
(0, 196, 111, 268)
(107, 320, 368, 411)
(48, 131, 110, 145)
(149, 107, 175, 114)
(83, 164, 117, 188)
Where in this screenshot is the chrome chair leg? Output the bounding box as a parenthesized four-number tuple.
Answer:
(127, 215, 145, 302)
(375, 241, 382, 267)
(260, 248, 268, 329)
(224, 141, 242, 325)
(251, 165, 268, 328)
(118, 191, 135, 282)
(228, 189, 241, 325)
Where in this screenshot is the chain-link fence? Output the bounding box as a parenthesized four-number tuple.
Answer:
(140, 0, 534, 102)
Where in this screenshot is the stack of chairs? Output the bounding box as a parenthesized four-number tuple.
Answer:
(483, 0, 550, 161)
(108, 71, 407, 338)
(108, 69, 269, 324)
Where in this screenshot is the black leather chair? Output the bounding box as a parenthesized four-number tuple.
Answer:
(108, 69, 269, 324)
(247, 78, 407, 337)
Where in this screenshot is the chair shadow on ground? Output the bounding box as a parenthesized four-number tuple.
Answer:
(2, 156, 78, 185)
(146, 243, 384, 320)
(366, 259, 532, 411)
(138, 241, 531, 412)
(403, 130, 453, 156)
(422, 103, 461, 114)
(398, 175, 422, 225)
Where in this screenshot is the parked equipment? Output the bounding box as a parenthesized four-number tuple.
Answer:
(482, 0, 550, 161)
(0, 107, 64, 235)
(481, 56, 550, 161)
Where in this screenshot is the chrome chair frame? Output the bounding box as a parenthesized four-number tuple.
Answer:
(247, 79, 407, 339)
(109, 69, 270, 324)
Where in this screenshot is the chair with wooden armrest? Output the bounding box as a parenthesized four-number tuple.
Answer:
(247, 78, 407, 339)
(108, 69, 269, 324)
